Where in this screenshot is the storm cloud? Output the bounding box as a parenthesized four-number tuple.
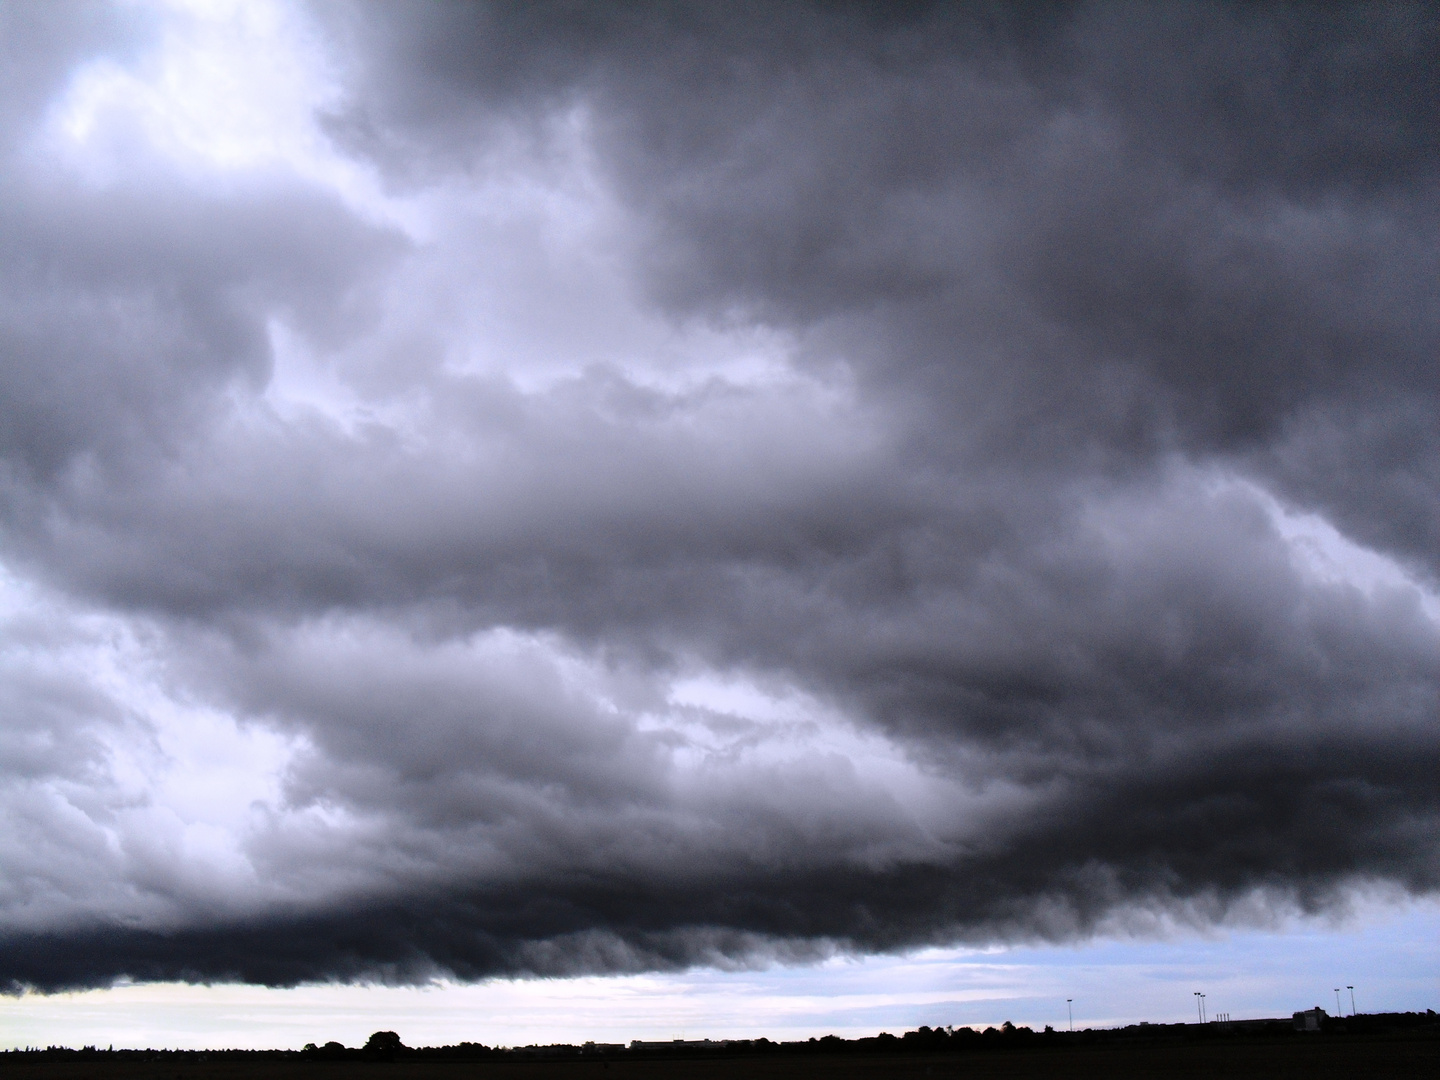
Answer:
(1, 0, 1437, 992)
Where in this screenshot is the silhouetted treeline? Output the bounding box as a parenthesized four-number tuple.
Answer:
(4, 1010, 1435, 1063)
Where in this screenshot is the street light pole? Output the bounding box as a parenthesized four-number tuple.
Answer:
(1347, 986, 1355, 1016)
(1201, 994, 1207, 1023)
(1067, 999, 1073, 1032)
(1334, 988, 1342, 1016)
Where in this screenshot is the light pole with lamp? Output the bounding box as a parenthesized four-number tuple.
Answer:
(1067, 999, 1073, 1032)
(1194, 992, 1202, 1024)
(1347, 986, 1355, 1016)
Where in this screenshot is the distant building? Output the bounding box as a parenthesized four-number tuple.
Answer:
(1293, 1007, 1328, 1032)
(629, 1039, 726, 1051)
(581, 1042, 624, 1054)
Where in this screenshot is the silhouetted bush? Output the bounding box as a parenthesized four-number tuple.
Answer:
(365, 1031, 404, 1059)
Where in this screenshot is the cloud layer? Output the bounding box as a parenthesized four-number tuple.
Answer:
(1, 0, 1437, 991)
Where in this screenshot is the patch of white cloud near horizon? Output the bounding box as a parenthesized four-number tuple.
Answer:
(190, 617, 981, 884)
(0, 564, 311, 934)
(0, 555, 979, 934)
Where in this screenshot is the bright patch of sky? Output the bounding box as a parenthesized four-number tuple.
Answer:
(0, 561, 307, 930)
(1256, 482, 1440, 624)
(39, 0, 850, 473)
(42, 0, 419, 231)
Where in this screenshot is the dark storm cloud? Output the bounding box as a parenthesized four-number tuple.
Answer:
(326, 0, 1440, 550)
(1, 1, 1438, 991)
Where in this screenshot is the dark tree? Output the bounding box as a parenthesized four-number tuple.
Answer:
(364, 1031, 403, 1058)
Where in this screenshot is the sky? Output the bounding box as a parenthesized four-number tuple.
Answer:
(1, 0, 1438, 1049)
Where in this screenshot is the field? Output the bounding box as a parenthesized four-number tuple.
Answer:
(3, 1033, 1437, 1080)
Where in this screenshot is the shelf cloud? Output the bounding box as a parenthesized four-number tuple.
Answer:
(1, 0, 1437, 992)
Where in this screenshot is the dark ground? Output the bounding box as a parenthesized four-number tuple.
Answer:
(3, 1041, 1438, 1080)
(4, 1016, 1437, 1079)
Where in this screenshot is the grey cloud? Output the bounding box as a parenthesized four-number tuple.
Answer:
(1, 1, 1438, 992)
(4, 358, 890, 622)
(0, 172, 404, 482)
(323, 0, 1440, 571)
(0, 4, 407, 491)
